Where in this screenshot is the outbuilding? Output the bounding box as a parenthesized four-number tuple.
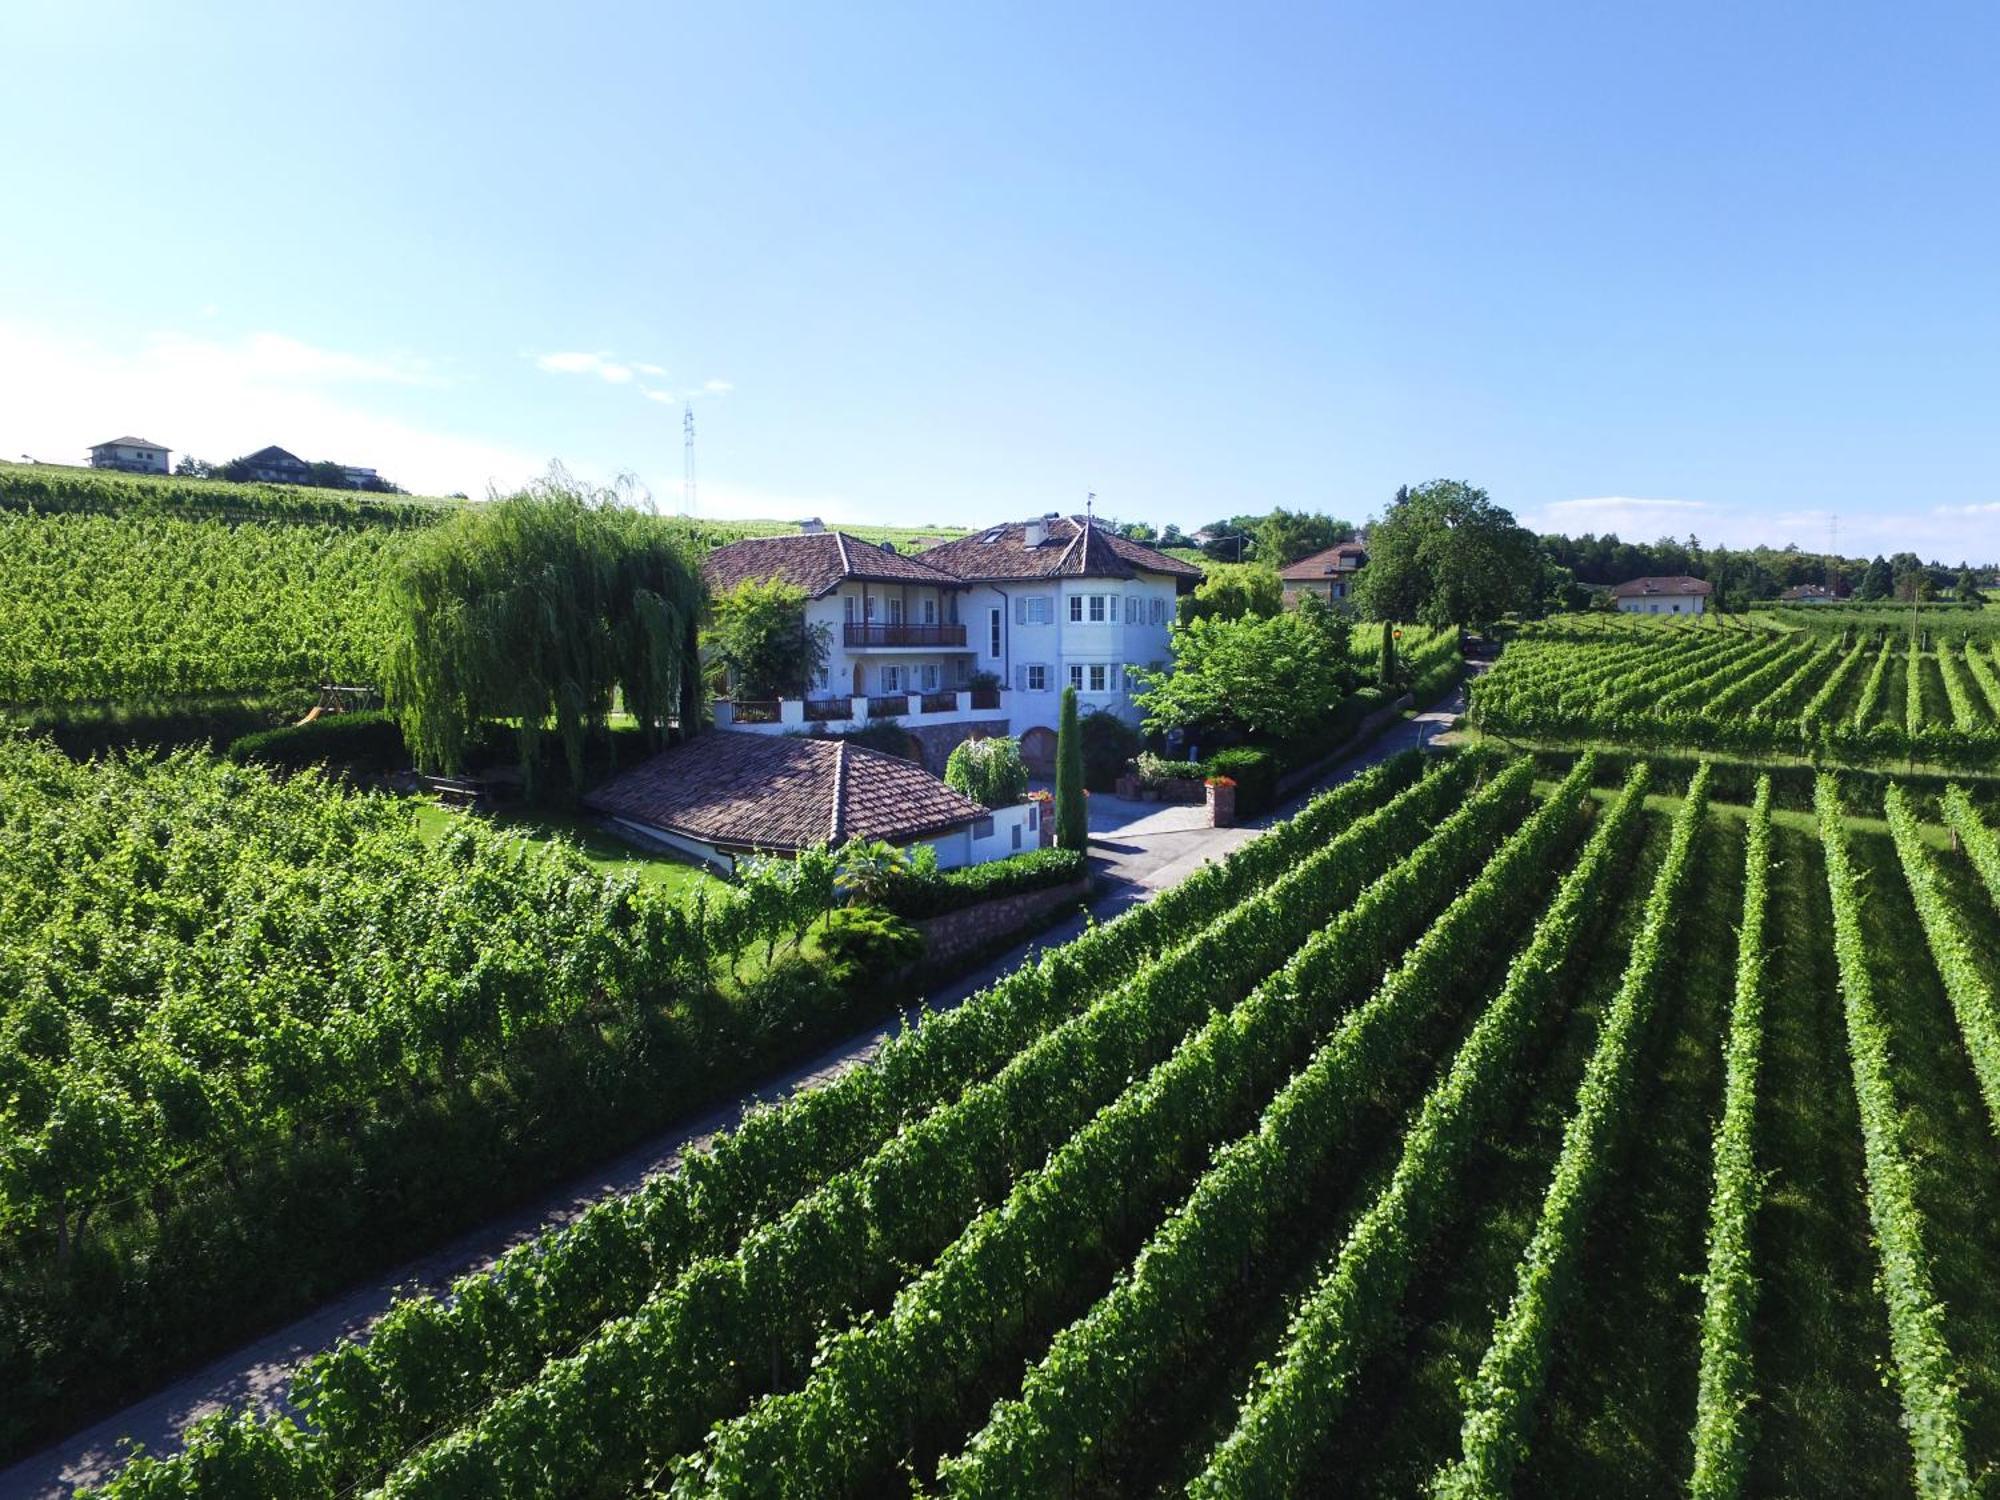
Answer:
(584, 730, 1037, 873)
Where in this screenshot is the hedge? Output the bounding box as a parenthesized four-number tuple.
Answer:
(881, 846, 1086, 920)
(226, 709, 408, 771)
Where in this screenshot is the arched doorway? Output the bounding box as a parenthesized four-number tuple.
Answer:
(1019, 725, 1057, 777)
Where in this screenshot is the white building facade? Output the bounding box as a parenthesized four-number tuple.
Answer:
(1609, 575, 1713, 615)
(702, 516, 1200, 772)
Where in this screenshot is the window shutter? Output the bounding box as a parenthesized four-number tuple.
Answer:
(1014, 664, 1028, 691)
(1014, 597, 1027, 625)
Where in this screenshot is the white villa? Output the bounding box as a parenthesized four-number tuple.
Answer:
(1610, 575, 1713, 615)
(702, 515, 1201, 773)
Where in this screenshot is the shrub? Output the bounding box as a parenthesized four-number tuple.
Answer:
(1079, 708, 1143, 792)
(226, 710, 408, 772)
(815, 906, 923, 985)
(944, 736, 1028, 809)
(837, 718, 920, 761)
(1135, 752, 1205, 787)
(1202, 745, 1280, 815)
(880, 847, 1087, 920)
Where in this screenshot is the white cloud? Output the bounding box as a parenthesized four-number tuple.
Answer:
(641, 388, 678, 405)
(0, 321, 548, 497)
(634, 362, 666, 377)
(535, 350, 637, 383)
(1934, 501, 2000, 517)
(702, 378, 734, 395)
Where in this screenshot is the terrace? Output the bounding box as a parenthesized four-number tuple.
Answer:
(713, 686, 1006, 734)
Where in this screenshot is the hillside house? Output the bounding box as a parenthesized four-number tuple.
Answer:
(585, 730, 1035, 872)
(702, 514, 1200, 774)
(239, 445, 311, 484)
(88, 436, 170, 474)
(1610, 575, 1713, 615)
(1278, 540, 1368, 605)
(1778, 583, 1842, 604)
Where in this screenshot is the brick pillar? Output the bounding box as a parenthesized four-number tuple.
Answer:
(1206, 779, 1237, 828)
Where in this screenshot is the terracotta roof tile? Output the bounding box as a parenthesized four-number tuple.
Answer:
(916, 516, 1202, 587)
(1277, 541, 1368, 580)
(1608, 574, 1714, 597)
(584, 731, 987, 852)
(701, 531, 962, 599)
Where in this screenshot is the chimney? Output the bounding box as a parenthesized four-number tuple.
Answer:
(1024, 520, 1046, 548)
(798, 517, 825, 534)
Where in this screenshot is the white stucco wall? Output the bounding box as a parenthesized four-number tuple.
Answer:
(1615, 594, 1706, 615)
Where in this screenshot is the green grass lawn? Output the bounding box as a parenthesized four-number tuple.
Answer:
(409, 800, 721, 900)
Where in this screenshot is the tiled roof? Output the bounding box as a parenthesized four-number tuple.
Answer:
(1278, 541, 1368, 580)
(916, 516, 1202, 586)
(243, 445, 308, 467)
(92, 436, 169, 450)
(1608, 574, 1714, 597)
(701, 531, 962, 599)
(584, 731, 986, 852)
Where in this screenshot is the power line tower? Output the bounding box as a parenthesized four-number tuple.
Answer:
(682, 401, 697, 517)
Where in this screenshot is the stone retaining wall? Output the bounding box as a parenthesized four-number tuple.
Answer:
(914, 877, 1091, 968)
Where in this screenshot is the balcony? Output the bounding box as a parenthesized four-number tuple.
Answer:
(714, 689, 1008, 735)
(842, 622, 967, 649)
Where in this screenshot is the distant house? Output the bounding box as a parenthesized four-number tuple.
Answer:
(1610, 575, 1713, 616)
(239, 446, 311, 484)
(584, 730, 1036, 872)
(88, 436, 170, 475)
(1278, 540, 1368, 605)
(341, 466, 380, 489)
(1778, 583, 1842, 604)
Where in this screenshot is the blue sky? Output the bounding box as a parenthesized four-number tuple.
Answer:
(3, 1, 1997, 561)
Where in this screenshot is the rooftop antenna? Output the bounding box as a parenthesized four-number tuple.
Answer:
(1085, 490, 1095, 524)
(682, 401, 696, 517)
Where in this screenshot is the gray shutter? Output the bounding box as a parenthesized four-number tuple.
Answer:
(1014, 664, 1028, 691)
(1014, 596, 1027, 625)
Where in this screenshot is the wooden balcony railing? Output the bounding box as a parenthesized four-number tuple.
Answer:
(842, 622, 967, 648)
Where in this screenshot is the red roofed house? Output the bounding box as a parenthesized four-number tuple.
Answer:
(1610, 575, 1713, 616)
(584, 730, 1038, 872)
(703, 514, 1201, 775)
(1278, 540, 1368, 605)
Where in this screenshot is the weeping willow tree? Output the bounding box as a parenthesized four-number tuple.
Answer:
(384, 472, 704, 793)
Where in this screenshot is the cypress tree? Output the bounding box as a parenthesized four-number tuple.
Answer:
(1378, 623, 1399, 689)
(1054, 686, 1089, 850)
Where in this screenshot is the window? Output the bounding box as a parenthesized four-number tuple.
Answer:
(1089, 595, 1106, 623)
(882, 665, 903, 693)
(1021, 595, 1053, 625)
(1069, 595, 1084, 623)
(1027, 802, 1039, 830)
(973, 816, 995, 840)
(1151, 597, 1165, 625)
(1089, 663, 1108, 692)
(1108, 595, 1119, 622)
(955, 657, 969, 684)
(989, 607, 1002, 658)
(865, 595, 878, 620)
(888, 597, 904, 624)
(1069, 663, 1085, 691)
(923, 598, 937, 624)
(1011, 822, 1023, 851)
(920, 664, 940, 690)
(1026, 663, 1048, 692)
(845, 596, 857, 623)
